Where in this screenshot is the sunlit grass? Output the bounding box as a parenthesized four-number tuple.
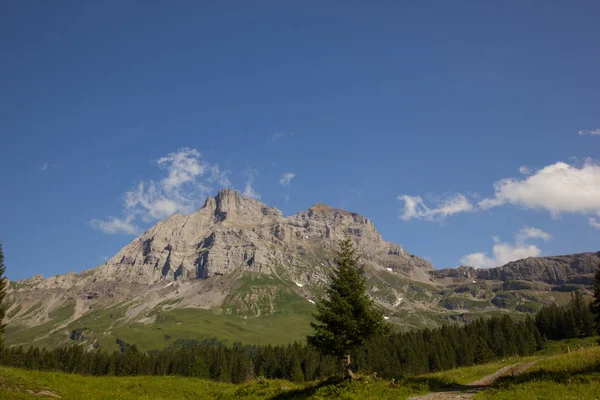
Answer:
(476, 345, 600, 400)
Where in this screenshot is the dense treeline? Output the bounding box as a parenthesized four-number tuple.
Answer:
(0, 290, 597, 383)
(0, 314, 542, 382)
(535, 291, 596, 340)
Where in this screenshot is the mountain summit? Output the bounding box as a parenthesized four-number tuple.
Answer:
(90, 188, 433, 285)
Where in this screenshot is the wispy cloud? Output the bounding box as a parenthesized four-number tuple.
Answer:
(349, 188, 363, 197)
(279, 172, 295, 186)
(398, 194, 474, 222)
(40, 163, 58, 171)
(90, 148, 231, 234)
(243, 169, 260, 200)
(590, 218, 600, 229)
(271, 132, 294, 141)
(578, 129, 600, 136)
(460, 226, 550, 269)
(518, 166, 531, 175)
(90, 216, 140, 235)
(516, 226, 551, 243)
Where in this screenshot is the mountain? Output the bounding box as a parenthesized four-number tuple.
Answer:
(4, 189, 598, 352)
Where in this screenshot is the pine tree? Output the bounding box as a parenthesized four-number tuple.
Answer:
(0, 243, 7, 351)
(592, 263, 600, 339)
(307, 238, 390, 379)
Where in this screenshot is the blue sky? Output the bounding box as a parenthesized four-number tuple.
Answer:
(1, 1, 599, 280)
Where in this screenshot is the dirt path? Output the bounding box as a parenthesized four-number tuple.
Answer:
(408, 361, 537, 400)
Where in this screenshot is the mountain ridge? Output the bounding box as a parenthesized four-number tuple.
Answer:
(4, 189, 598, 352)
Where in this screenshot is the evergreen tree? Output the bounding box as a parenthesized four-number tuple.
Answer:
(0, 243, 7, 351)
(592, 263, 600, 338)
(307, 238, 390, 379)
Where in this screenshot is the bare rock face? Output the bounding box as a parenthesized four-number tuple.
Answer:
(86, 188, 434, 286)
(475, 251, 600, 285)
(431, 252, 600, 286)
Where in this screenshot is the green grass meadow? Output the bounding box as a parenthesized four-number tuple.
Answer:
(475, 344, 600, 400)
(2, 339, 599, 399)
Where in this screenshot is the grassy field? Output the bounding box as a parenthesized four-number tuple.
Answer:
(1, 340, 598, 399)
(0, 367, 432, 400)
(0, 349, 576, 400)
(0, 363, 519, 400)
(475, 344, 600, 400)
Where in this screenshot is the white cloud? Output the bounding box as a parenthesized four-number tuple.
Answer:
(518, 166, 531, 175)
(124, 181, 196, 221)
(398, 194, 474, 221)
(243, 169, 260, 200)
(158, 148, 205, 190)
(279, 172, 295, 186)
(91, 148, 231, 234)
(590, 218, 600, 229)
(578, 129, 600, 136)
(478, 161, 600, 216)
(400, 161, 600, 225)
(516, 226, 551, 243)
(90, 216, 140, 235)
(459, 227, 549, 268)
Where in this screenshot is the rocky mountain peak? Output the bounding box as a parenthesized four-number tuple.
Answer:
(203, 188, 282, 223)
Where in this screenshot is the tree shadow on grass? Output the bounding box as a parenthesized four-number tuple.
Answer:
(405, 376, 467, 391)
(404, 376, 488, 395)
(268, 376, 345, 400)
(490, 361, 600, 390)
(268, 376, 467, 400)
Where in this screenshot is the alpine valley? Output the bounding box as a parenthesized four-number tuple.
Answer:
(5, 189, 599, 352)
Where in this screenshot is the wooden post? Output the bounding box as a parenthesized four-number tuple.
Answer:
(345, 354, 355, 380)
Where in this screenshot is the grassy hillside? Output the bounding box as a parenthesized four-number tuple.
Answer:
(476, 344, 600, 399)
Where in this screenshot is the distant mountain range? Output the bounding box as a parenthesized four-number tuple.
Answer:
(5, 189, 599, 352)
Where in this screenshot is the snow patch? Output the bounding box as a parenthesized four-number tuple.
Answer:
(164, 282, 174, 289)
(295, 282, 303, 287)
(472, 280, 477, 283)
(394, 298, 403, 307)
(386, 268, 393, 272)
(384, 316, 390, 320)
(308, 299, 316, 304)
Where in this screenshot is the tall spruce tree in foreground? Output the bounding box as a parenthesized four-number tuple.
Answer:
(592, 263, 600, 339)
(0, 243, 7, 351)
(307, 238, 390, 379)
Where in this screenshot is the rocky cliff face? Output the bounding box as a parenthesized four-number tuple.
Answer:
(81, 188, 433, 286)
(431, 252, 600, 286)
(477, 252, 600, 285)
(5, 189, 438, 350)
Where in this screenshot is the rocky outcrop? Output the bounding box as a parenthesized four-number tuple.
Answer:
(477, 252, 600, 285)
(431, 251, 600, 286)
